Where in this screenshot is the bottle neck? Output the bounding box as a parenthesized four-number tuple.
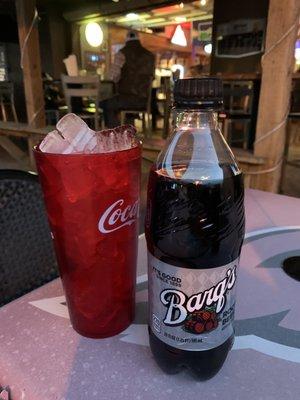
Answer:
(175, 109, 219, 130)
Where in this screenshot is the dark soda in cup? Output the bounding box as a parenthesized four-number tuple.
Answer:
(35, 141, 141, 338)
(145, 78, 245, 379)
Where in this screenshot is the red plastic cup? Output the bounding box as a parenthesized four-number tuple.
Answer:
(34, 144, 141, 338)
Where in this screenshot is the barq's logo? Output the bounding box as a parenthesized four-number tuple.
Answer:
(98, 199, 139, 234)
(160, 266, 237, 326)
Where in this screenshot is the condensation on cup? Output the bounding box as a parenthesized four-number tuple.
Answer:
(34, 114, 141, 338)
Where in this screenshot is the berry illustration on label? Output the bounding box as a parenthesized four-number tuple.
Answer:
(183, 306, 219, 335)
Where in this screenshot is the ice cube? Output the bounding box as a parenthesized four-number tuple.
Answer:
(120, 125, 137, 149)
(56, 113, 97, 153)
(39, 130, 73, 154)
(39, 114, 138, 154)
(100, 128, 115, 152)
(95, 124, 138, 153)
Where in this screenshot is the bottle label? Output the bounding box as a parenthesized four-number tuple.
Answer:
(148, 253, 238, 351)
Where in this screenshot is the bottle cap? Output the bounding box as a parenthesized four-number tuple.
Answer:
(173, 77, 223, 109)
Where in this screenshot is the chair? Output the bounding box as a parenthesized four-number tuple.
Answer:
(0, 82, 18, 122)
(61, 74, 103, 130)
(99, 80, 115, 102)
(0, 170, 58, 306)
(223, 81, 254, 149)
(120, 77, 153, 137)
(45, 109, 60, 125)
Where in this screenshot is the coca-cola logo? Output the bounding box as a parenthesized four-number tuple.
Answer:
(98, 199, 139, 234)
(160, 266, 237, 326)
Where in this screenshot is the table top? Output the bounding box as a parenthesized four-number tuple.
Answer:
(1, 189, 300, 400)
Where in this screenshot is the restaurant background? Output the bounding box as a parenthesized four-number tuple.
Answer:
(0, 1, 300, 399)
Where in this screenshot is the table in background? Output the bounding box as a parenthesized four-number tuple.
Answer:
(1, 189, 300, 400)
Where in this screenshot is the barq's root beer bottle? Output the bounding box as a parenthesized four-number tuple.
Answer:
(145, 78, 245, 380)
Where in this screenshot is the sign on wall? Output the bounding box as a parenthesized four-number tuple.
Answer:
(192, 21, 212, 45)
(215, 18, 266, 58)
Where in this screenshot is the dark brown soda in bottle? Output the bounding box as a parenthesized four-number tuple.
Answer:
(145, 78, 245, 380)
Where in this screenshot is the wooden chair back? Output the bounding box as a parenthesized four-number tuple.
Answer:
(61, 75, 100, 110)
(61, 74, 101, 129)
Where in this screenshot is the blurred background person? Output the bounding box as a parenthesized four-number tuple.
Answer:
(101, 30, 155, 128)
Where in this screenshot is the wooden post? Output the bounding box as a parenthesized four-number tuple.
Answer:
(252, 0, 300, 192)
(16, 0, 46, 128)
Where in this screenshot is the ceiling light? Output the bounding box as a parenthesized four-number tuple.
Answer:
(200, 0, 207, 5)
(112, 0, 119, 2)
(126, 13, 139, 20)
(204, 43, 212, 54)
(179, 2, 184, 8)
(175, 16, 187, 23)
(139, 13, 151, 19)
(171, 25, 187, 47)
(85, 22, 103, 47)
(138, 17, 165, 25)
